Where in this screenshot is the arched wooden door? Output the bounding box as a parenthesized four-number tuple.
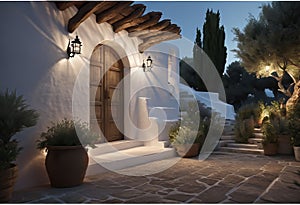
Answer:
(90, 45, 124, 142)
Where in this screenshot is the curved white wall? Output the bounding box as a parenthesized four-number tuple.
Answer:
(0, 2, 180, 190)
(0, 2, 141, 190)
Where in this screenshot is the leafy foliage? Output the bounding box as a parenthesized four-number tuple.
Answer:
(37, 119, 99, 150)
(260, 101, 289, 145)
(0, 89, 39, 144)
(0, 140, 22, 170)
(234, 103, 262, 143)
(222, 61, 256, 108)
(169, 124, 199, 145)
(169, 101, 223, 146)
(0, 89, 39, 170)
(233, 2, 300, 79)
(223, 61, 285, 109)
(261, 121, 278, 145)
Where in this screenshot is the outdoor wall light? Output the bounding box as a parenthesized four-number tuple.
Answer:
(67, 35, 82, 58)
(142, 56, 153, 72)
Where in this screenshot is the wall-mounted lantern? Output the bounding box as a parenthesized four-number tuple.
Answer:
(142, 56, 153, 72)
(67, 35, 82, 58)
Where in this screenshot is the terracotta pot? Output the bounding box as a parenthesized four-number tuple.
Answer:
(278, 135, 293, 155)
(45, 146, 88, 188)
(0, 164, 18, 202)
(175, 143, 200, 158)
(294, 146, 300, 161)
(263, 143, 278, 156)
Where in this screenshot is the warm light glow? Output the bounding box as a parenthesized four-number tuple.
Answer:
(67, 35, 82, 58)
(146, 56, 153, 68)
(142, 56, 153, 72)
(41, 148, 48, 156)
(265, 65, 270, 72)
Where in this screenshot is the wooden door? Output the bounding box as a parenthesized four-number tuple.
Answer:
(90, 45, 124, 142)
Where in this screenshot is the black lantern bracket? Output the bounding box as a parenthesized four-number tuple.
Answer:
(67, 35, 82, 58)
(142, 56, 153, 72)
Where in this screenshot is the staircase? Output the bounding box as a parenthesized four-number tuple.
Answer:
(87, 140, 176, 176)
(216, 124, 264, 155)
(87, 94, 180, 176)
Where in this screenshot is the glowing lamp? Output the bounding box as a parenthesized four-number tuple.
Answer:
(142, 56, 153, 72)
(67, 35, 82, 58)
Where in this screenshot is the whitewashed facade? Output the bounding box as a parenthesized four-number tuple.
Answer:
(0, 2, 180, 190)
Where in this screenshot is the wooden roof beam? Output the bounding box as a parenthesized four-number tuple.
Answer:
(139, 33, 181, 53)
(117, 11, 156, 33)
(96, 2, 133, 24)
(55, 1, 75, 11)
(107, 3, 137, 24)
(128, 19, 171, 37)
(137, 24, 178, 39)
(92, 2, 118, 15)
(126, 12, 162, 33)
(68, 2, 107, 33)
(112, 4, 146, 33)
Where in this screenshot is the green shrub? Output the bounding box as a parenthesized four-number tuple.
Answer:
(37, 119, 99, 150)
(234, 103, 260, 143)
(261, 121, 278, 145)
(170, 102, 223, 146)
(0, 89, 39, 170)
(169, 124, 199, 145)
(234, 118, 254, 143)
(261, 101, 281, 121)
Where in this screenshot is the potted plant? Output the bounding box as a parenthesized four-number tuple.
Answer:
(169, 101, 220, 158)
(169, 124, 201, 158)
(261, 121, 278, 156)
(273, 116, 293, 155)
(261, 102, 293, 155)
(288, 103, 300, 161)
(0, 89, 39, 202)
(37, 119, 99, 188)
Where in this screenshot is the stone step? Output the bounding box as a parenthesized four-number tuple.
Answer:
(219, 147, 264, 155)
(88, 140, 144, 156)
(248, 138, 263, 144)
(223, 131, 235, 136)
(88, 146, 176, 175)
(254, 132, 264, 138)
(221, 135, 235, 140)
(227, 143, 258, 149)
(254, 128, 262, 133)
(148, 106, 179, 120)
(217, 140, 235, 148)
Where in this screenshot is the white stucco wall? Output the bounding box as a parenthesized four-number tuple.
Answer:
(0, 2, 180, 190)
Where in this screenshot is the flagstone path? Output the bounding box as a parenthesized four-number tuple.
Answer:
(11, 153, 300, 203)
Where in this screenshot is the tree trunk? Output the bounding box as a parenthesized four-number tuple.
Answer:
(286, 80, 300, 113)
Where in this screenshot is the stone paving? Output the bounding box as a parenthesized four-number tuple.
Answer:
(11, 153, 300, 203)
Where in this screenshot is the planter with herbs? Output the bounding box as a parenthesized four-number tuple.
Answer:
(37, 119, 99, 188)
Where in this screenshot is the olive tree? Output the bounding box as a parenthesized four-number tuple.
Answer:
(233, 2, 300, 96)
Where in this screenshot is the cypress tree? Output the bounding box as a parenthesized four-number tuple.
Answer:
(193, 28, 207, 91)
(203, 10, 227, 76)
